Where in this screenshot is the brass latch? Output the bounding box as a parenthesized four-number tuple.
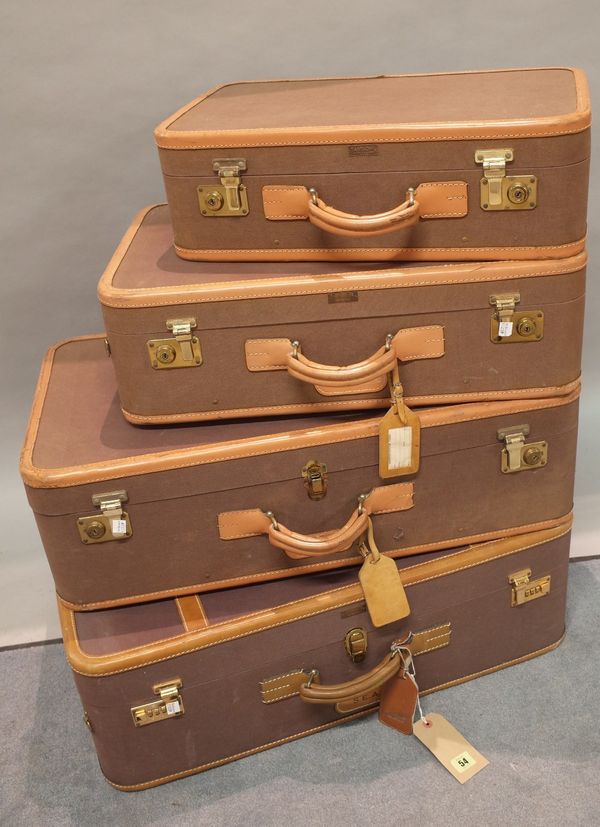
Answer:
(475, 149, 537, 211)
(147, 318, 202, 370)
(131, 678, 184, 726)
(198, 158, 249, 217)
(490, 293, 544, 343)
(497, 425, 548, 473)
(344, 628, 368, 662)
(77, 490, 132, 544)
(509, 569, 551, 606)
(302, 459, 328, 500)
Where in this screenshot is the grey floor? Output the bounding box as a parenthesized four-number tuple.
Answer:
(2, 561, 599, 827)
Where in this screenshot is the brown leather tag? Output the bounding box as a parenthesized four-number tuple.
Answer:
(358, 553, 411, 627)
(379, 670, 418, 735)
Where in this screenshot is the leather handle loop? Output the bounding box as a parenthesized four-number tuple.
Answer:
(299, 651, 402, 704)
(307, 188, 420, 238)
(267, 506, 369, 560)
(286, 338, 397, 389)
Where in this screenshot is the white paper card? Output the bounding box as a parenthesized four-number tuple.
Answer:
(166, 700, 181, 716)
(388, 426, 412, 470)
(111, 519, 127, 536)
(498, 321, 513, 337)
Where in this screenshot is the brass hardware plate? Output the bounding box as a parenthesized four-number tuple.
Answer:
(131, 679, 184, 726)
(260, 669, 320, 704)
(344, 628, 368, 662)
(77, 490, 132, 544)
(497, 425, 548, 473)
(302, 459, 328, 500)
(509, 569, 551, 606)
(475, 149, 537, 211)
(147, 318, 202, 370)
(198, 158, 249, 217)
(490, 293, 543, 343)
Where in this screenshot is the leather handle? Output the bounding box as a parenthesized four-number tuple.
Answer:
(267, 505, 369, 560)
(307, 188, 420, 238)
(286, 336, 397, 389)
(299, 651, 402, 704)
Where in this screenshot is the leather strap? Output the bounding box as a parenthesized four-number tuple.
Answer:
(299, 651, 402, 704)
(262, 181, 468, 236)
(287, 340, 397, 389)
(217, 482, 414, 556)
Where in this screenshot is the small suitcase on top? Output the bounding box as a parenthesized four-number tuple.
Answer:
(154, 68, 590, 263)
(99, 205, 585, 425)
(60, 521, 571, 789)
(21, 336, 578, 612)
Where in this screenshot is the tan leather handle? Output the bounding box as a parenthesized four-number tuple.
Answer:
(267, 504, 369, 560)
(307, 187, 420, 238)
(286, 335, 397, 389)
(299, 651, 402, 704)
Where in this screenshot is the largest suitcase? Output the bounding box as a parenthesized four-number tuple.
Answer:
(99, 205, 586, 425)
(154, 68, 590, 263)
(21, 336, 579, 610)
(61, 521, 571, 790)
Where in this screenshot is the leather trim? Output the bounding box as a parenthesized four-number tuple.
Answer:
(154, 68, 590, 149)
(59, 513, 572, 612)
(103, 634, 564, 790)
(60, 519, 571, 672)
(174, 237, 586, 264)
(175, 595, 208, 632)
(263, 182, 468, 222)
(21, 349, 580, 488)
(217, 482, 414, 540)
(97, 207, 587, 309)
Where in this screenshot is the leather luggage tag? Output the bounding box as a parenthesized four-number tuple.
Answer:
(379, 668, 418, 735)
(379, 367, 420, 479)
(358, 518, 410, 627)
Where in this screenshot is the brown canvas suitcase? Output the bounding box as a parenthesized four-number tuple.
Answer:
(99, 205, 585, 425)
(154, 68, 590, 263)
(21, 336, 578, 611)
(60, 521, 571, 790)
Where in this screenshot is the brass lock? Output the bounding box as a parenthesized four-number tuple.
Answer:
(489, 294, 544, 343)
(147, 319, 203, 370)
(302, 460, 328, 500)
(344, 628, 368, 662)
(84, 520, 106, 541)
(497, 426, 548, 473)
(131, 679, 184, 727)
(516, 317, 536, 337)
(509, 569, 551, 606)
(475, 149, 537, 210)
(204, 191, 224, 212)
(198, 159, 249, 217)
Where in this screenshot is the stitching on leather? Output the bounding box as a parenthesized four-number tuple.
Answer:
(177, 241, 581, 255)
(102, 256, 586, 308)
(66, 527, 569, 677)
(65, 518, 569, 612)
(125, 384, 573, 423)
(156, 123, 589, 149)
(25, 388, 577, 487)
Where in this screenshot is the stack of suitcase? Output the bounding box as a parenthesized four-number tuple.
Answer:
(21, 68, 590, 790)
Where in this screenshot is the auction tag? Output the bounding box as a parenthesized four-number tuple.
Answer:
(498, 321, 513, 337)
(111, 519, 127, 536)
(413, 713, 489, 783)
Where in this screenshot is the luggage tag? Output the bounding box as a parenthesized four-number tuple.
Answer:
(379, 639, 489, 783)
(379, 360, 420, 480)
(358, 517, 410, 628)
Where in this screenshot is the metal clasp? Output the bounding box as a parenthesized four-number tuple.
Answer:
(509, 569, 551, 606)
(302, 459, 328, 500)
(131, 679, 184, 727)
(147, 318, 203, 370)
(497, 425, 548, 473)
(77, 490, 132, 544)
(198, 159, 249, 216)
(475, 148, 537, 211)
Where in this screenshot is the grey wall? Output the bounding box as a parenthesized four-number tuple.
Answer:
(1, 0, 598, 644)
